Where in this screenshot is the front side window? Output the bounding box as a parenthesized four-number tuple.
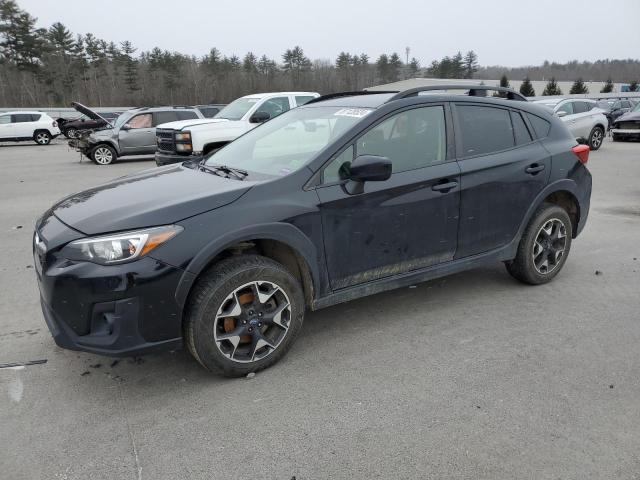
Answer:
(556, 102, 574, 116)
(323, 145, 354, 184)
(356, 106, 446, 173)
(457, 105, 514, 157)
(205, 106, 370, 177)
(256, 97, 290, 119)
(127, 113, 152, 129)
(214, 98, 261, 121)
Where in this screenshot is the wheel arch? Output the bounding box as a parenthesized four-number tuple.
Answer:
(91, 140, 119, 155)
(175, 223, 321, 313)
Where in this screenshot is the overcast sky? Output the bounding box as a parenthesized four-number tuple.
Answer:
(19, 0, 640, 67)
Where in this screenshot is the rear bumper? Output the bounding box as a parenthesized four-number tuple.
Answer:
(155, 151, 202, 166)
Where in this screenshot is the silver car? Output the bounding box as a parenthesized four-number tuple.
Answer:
(72, 105, 204, 165)
(533, 98, 608, 150)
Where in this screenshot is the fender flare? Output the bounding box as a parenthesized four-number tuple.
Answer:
(174, 222, 321, 309)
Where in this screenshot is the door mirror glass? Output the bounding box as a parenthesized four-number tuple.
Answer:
(250, 111, 271, 124)
(121, 123, 131, 130)
(556, 110, 568, 118)
(349, 155, 392, 182)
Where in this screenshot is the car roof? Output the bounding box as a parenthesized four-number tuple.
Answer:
(242, 92, 318, 100)
(1, 111, 47, 115)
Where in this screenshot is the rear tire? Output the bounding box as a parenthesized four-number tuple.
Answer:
(65, 128, 78, 139)
(505, 203, 573, 285)
(33, 130, 51, 145)
(91, 144, 116, 165)
(184, 255, 305, 377)
(588, 126, 604, 150)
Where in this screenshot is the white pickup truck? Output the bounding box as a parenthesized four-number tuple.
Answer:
(155, 91, 319, 166)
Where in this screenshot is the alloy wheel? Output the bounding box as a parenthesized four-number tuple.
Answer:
(94, 147, 113, 164)
(532, 218, 567, 275)
(591, 129, 603, 149)
(36, 133, 50, 145)
(213, 281, 292, 363)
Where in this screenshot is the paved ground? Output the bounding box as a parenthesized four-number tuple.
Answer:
(1, 138, 639, 480)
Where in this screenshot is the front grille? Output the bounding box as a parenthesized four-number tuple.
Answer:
(617, 122, 640, 130)
(156, 129, 176, 153)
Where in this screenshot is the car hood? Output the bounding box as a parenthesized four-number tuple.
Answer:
(71, 101, 112, 125)
(614, 110, 640, 124)
(157, 118, 230, 130)
(49, 163, 255, 235)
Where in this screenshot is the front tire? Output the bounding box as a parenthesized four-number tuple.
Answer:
(184, 255, 305, 377)
(33, 130, 51, 145)
(588, 126, 604, 150)
(91, 144, 116, 165)
(506, 203, 573, 285)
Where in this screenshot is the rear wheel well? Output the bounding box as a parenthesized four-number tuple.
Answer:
(189, 239, 315, 308)
(542, 191, 579, 237)
(203, 141, 229, 156)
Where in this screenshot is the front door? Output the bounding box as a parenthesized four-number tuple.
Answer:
(316, 105, 460, 290)
(453, 104, 551, 258)
(119, 113, 155, 154)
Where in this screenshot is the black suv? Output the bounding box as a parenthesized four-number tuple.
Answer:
(34, 86, 592, 376)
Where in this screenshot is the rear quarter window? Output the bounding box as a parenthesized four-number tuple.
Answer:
(511, 111, 532, 145)
(177, 111, 199, 120)
(526, 113, 551, 139)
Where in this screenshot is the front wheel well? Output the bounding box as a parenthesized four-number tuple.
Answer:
(189, 239, 315, 309)
(542, 191, 580, 237)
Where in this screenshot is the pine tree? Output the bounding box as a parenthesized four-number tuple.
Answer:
(463, 50, 478, 79)
(629, 80, 639, 92)
(500, 74, 510, 89)
(542, 77, 562, 96)
(408, 57, 420, 78)
(451, 51, 464, 78)
(282, 46, 311, 87)
(600, 78, 613, 93)
(388, 52, 402, 82)
(119, 40, 139, 95)
(519, 77, 536, 97)
(569, 78, 588, 94)
(376, 54, 389, 83)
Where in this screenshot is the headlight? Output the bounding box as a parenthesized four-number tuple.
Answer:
(175, 132, 191, 141)
(176, 143, 192, 152)
(61, 225, 183, 265)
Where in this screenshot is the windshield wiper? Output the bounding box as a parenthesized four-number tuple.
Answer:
(198, 161, 248, 180)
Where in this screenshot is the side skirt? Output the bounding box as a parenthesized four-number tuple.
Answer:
(312, 241, 518, 311)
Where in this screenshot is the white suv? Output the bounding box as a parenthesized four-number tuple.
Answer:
(155, 92, 319, 165)
(0, 111, 61, 145)
(533, 99, 607, 150)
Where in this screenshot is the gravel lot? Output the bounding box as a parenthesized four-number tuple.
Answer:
(1, 137, 639, 479)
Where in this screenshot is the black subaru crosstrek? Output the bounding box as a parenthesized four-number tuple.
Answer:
(34, 86, 592, 377)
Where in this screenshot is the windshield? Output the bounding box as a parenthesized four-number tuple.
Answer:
(205, 106, 373, 177)
(632, 102, 640, 112)
(214, 98, 261, 121)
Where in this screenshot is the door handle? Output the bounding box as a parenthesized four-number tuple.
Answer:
(432, 180, 458, 192)
(525, 164, 545, 175)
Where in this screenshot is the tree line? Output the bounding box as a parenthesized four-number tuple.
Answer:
(1, 0, 639, 108)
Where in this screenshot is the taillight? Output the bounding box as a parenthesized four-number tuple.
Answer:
(572, 144, 590, 164)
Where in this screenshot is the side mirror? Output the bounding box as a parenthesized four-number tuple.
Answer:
(343, 155, 392, 194)
(121, 123, 131, 131)
(556, 110, 568, 118)
(250, 111, 271, 124)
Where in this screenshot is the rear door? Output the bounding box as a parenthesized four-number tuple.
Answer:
(453, 104, 551, 258)
(317, 104, 460, 290)
(0, 113, 14, 139)
(119, 113, 155, 154)
(571, 101, 595, 138)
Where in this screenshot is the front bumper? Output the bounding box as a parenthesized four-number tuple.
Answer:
(34, 216, 185, 357)
(611, 128, 640, 138)
(155, 151, 202, 166)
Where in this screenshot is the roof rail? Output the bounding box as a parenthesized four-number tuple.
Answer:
(386, 85, 527, 102)
(305, 90, 399, 105)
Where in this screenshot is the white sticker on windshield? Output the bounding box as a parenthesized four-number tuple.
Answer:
(334, 108, 372, 118)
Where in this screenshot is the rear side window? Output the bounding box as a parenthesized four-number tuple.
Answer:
(573, 102, 589, 114)
(456, 105, 514, 157)
(12, 114, 35, 123)
(176, 110, 199, 120)
(526, 113, 551, 138)
(153, 111, 179, 126)
(197, 107, 219, 118)
(295, 96, 316, 106)
(511, 111, 532, 145)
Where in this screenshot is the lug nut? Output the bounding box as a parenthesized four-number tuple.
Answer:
(258, 312, 263, 317)
(258, 322, 262, 327)
(248, 327, 253, 332)
(242, 320, 247, 324)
